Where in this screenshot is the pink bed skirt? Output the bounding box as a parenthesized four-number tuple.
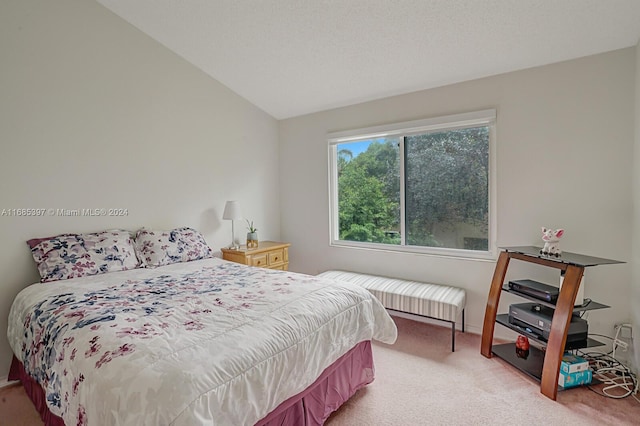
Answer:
(9, 340, 374, 426)
(257, 340, 374, 425)
(9, 356, 65, 426)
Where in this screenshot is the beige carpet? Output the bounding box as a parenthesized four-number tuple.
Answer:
(1, 317, 638, 425)
(0, 382, 42, 426)
(327, 317, 639, 425)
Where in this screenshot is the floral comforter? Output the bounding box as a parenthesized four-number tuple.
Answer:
(7, 258, 397, 425)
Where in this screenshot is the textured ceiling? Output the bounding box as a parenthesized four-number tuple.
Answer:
(95, 0, 640, 119)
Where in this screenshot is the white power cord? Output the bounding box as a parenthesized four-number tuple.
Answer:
(579, 323, 637, 402)
(612, 323, 632, 361)
(579, 352, 637, 400)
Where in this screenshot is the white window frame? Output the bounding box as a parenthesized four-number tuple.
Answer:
(328, 109, 497, 260)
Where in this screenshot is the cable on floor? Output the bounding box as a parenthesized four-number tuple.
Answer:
(577, 328, 638, 403)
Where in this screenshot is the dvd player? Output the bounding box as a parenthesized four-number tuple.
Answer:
(508, 279, 559, 303)
(509, 302, 588, 342)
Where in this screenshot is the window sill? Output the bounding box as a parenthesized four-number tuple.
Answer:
(329, 240, 497, 262)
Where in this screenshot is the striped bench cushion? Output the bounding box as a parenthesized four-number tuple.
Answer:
(318, 270, 465, 323)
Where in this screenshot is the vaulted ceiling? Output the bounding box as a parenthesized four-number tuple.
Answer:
(96, 0, 640, 119)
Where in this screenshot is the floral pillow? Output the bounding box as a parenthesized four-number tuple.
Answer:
(133, 227, 212, 268)
(28, 230, 140, 283)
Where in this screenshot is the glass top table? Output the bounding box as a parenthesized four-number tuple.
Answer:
(500, 246, 624, 267)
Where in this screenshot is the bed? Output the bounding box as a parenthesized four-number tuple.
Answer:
(7, 229, 397, 425)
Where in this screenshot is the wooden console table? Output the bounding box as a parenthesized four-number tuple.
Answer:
(480, 246, 622, 400)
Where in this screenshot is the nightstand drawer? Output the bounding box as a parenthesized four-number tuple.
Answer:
(268, 250, 284, 266)
(250, 253, 268, 267)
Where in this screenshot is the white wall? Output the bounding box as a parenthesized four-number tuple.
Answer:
(0, 0, 279, 377)
(280, 49, 635, 342)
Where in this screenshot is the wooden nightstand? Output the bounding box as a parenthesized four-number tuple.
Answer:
(221, 241, 290, 270)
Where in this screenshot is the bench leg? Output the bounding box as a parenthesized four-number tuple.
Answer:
(451, 321, 455, 352)
(451, 310, 465, 352)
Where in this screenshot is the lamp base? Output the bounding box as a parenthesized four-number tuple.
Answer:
(228, 221, 240, 250)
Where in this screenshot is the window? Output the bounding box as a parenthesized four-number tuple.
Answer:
(328, 110, 496, 259)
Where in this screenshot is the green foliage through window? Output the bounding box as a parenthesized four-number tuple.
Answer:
(332, 115, 492, 254)
(337, 139, 400, 244)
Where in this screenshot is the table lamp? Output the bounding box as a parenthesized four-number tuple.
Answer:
(222, 200, 243, 249)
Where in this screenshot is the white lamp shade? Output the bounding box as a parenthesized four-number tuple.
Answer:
(223, 201, 243, 220)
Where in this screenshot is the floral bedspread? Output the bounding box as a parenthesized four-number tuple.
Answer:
(8, 258, 397, 425)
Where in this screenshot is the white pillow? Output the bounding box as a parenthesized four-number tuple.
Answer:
(134, 227, 212, 268)
(28, 230, 140, 282)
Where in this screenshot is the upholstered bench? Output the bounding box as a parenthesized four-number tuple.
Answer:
(318, 270, 466, 351)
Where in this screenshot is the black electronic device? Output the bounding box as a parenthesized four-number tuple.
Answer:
(508, 279, 559, 303)
(509, 302, 588, 342)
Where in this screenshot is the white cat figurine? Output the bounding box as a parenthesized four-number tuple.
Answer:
(540, 227, 564, 257)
